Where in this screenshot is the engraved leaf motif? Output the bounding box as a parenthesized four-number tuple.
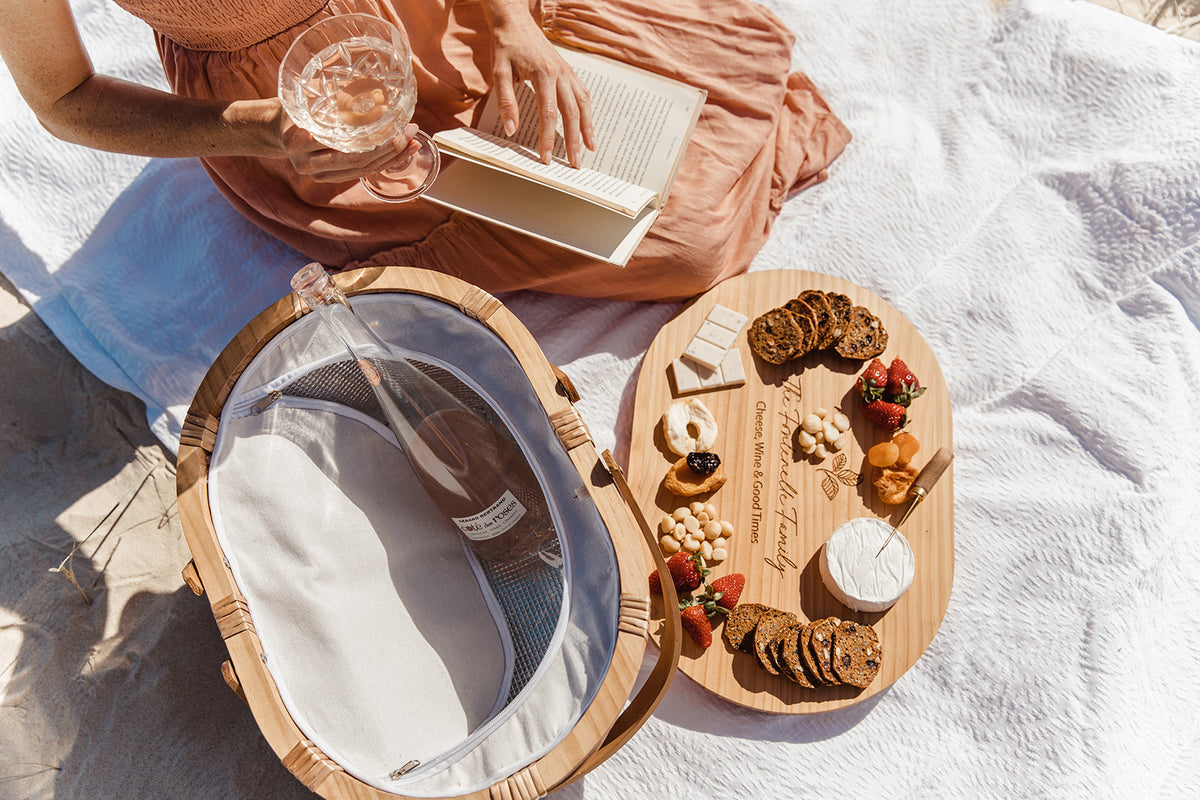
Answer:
(837, 469, 862, 487)
(821, 474, 837, 500)
(832, 453, 847, 471)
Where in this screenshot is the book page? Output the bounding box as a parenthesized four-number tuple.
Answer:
(434, 127, 658, 216)
(426, 158, 659, 266)
(473, 46, 705, 197)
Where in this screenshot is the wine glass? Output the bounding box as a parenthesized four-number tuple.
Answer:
(278, 13, 439, 202)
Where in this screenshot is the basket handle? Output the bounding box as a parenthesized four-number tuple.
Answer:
(552, 452, 682, 791)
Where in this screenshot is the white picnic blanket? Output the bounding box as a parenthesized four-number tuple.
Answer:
(1, 0, 1198, 797)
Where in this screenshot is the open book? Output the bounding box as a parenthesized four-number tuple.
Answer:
(423, 46, 707, 267)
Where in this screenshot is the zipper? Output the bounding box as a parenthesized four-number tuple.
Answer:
(250, 390, 282, 415)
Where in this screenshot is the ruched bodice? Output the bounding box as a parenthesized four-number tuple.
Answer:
(112, 0, 328, 50)
(122, 0, 851, 301)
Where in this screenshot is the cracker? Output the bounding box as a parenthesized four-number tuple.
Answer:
(799, 620, 831, 685)
(808, 617, 843, 685)
(753, 609, 798, 675)
(775, 622, 815, 688)
(834, 306, 889, 360)
(783, 297, 819, 353)
(723, 603, 770, 652)
(790, 310, 817, 357)
(822, 291, 853, 343)
(831, 620, 883, 689)
(747, 308, 804, 365)
(797, 290, 837, 350)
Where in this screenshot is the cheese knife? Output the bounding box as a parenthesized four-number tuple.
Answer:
(875, 446, 953, 557)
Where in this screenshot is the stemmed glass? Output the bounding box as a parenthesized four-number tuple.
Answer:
(278, 13, 439, 202)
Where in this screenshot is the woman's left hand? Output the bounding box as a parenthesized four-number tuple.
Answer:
(481, 1, 596, 167)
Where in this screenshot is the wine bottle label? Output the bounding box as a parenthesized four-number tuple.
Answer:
(452, 490, 527, 541)
(357, 359, 382, 386)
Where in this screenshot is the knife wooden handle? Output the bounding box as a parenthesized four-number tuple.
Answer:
(912, 447, 953, 497)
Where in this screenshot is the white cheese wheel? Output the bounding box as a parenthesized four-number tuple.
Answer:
(819, 517, 915, 613)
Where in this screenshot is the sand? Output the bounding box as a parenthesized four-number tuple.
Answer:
(0, 274, 309, 799)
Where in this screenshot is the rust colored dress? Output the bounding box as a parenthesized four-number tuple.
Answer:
(117, 0, 851, 301)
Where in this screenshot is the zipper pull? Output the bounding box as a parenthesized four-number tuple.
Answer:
(389, 760, 420, 780)
(250, 390, 283, 415)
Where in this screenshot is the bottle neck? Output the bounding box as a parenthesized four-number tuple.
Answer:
(292, 262, 351, 311)
(289, 263, 473, 464)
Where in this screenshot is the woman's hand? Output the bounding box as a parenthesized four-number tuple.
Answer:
(278, 117, 422, 183)
(481, 1, 596, 167)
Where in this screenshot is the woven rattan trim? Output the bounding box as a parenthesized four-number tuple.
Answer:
(180, 410, 219, 452)
(282, 739, 339, 791)
(212, 594, 255, 639)
(489, 764, 547, 800)
(618, 594, 650, 636)
(549, 408, 592, 451)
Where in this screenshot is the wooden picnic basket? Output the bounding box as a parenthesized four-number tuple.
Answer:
(176, 266, 681, 799)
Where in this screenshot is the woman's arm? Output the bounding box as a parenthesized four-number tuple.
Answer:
(0, 0, 411, 181)
(478, 0, 595, 166)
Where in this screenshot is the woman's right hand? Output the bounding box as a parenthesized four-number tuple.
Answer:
(278, 116, 422, 183)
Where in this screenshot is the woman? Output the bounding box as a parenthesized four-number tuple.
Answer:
(0, 0, 850, 301)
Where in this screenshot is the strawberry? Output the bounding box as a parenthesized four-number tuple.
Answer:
(680, 603, 713, 648)
(702, 573, 746, 615)
(885, 357, 926, 407)
(666, 551, 708, 593)
(861, 399, 908, 430)
(858, 358, 889, 403)
(649, 570, 663, 595)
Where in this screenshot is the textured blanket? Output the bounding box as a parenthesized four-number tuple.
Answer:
(1, 0, 1198, 797)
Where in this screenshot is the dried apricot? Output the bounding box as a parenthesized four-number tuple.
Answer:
(892, 432, 921, 465)
(867, 441, 900, 468)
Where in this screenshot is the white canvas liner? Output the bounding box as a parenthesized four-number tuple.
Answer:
(205, 293, 624, 797)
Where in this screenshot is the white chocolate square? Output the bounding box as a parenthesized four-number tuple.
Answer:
(679, 304, 749, 370)
(706, 304, 749, 333)
(682, 336, 727, 371)
(671, 348, 746, 395)
(697, 320, 740, 350)
(714, 347, 745, 386)
(670, 358, 705, 393)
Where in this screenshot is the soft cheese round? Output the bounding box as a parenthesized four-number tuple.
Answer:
(820, 517, 915, 613)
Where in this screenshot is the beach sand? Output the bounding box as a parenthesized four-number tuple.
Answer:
(0, 274, 307, 798)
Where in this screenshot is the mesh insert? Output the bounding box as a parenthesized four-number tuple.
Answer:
(281, 356, 565, 702)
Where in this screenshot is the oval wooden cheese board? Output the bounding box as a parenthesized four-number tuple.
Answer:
(627, 270, 954, 714)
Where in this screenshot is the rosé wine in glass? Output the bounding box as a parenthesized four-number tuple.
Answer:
(279, 14, 439, 202)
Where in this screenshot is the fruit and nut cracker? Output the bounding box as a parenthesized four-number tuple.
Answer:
(750, 290, 888, 366)
(730, 607, 881, 691)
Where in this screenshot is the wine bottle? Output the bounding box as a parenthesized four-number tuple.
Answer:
(290, 263, 556, 563)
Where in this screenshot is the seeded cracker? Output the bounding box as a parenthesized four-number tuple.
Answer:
(799, 620, 831, 685)
(808, 617, 842, 685)
(753, 609, 798, 675)
(747, 308, 804, 364)
(775, 623, 815, 688)
(797, 290, 838, 350)
(831, 620, 883, 689)
(834, 306, 889, 360)
(783, 296, 820, 353)
(744, 309, 801, 367)
(822, 291, 853, 342)
(723, 603, 770, 652)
